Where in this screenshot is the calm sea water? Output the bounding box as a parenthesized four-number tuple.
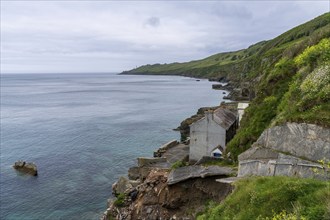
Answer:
(0, 73, 227, 219)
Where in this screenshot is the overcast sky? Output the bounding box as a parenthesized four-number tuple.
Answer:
(1, 1, 329, 74)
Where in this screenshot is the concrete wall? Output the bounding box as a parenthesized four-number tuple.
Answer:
(237, 123, 330, 180)
(238, 150, 329, 180)
(189, 112, 226, 162)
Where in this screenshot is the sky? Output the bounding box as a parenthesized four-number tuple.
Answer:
(1, 1, 329, 74)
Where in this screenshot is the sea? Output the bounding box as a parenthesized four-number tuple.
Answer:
(0, 73, 227, 220)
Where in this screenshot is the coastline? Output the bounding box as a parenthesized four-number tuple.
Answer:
(119, 72, 249, 101)
(1, 73, 224, 220)
(101, 83, 237, 220)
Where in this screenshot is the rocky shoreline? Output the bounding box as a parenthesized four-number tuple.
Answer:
(100, 75, 330, 219)
(101, 122, 330, 219)
(101, 78, 238, 220)
(101, 140, 236, 220)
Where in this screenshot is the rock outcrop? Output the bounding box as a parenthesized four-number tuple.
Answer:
(238, 123, 330, 180)
(254, 123, 330, 162)
(13, 160, 38, 176)
(103, 169, 233, 220)
(112, 176, 141, 196)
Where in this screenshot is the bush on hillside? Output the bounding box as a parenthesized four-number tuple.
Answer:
(294, 38, 330, 68)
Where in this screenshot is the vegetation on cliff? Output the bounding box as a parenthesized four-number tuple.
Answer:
(227, 35, 330, 161)
(198, 176, 330, 220)
(121, 40, 266, 81)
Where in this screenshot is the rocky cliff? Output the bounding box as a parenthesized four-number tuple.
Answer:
(103, 169, 233, 220)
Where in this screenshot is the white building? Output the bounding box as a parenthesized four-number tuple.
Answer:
(189, 108, 238, 162)
(237, 102, 249, 125)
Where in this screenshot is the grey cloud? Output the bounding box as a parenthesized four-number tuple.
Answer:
(211, 2, 253, 20)
(144, 16, 160, 28)
(1, 1, 329, 73)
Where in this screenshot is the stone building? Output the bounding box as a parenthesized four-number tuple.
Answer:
(189, 107, 238, 162)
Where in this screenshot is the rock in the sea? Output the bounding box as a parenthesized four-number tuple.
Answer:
(13, 160, 38, 176)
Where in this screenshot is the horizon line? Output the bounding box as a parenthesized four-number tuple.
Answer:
(0, 72, 121, 75)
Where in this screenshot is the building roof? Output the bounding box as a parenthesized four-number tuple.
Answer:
(213, 108, 237, 130)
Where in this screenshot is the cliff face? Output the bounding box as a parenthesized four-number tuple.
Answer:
(103, 169, 232, 220)
(238, 123, 330, 180)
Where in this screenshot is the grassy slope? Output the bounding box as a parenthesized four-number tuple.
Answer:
(226, 16, 330, 160)
(198, 176, 330, 220)
(121, 41, 267, 80)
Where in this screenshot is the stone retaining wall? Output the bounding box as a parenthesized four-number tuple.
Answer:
(238, 123, 330, 180)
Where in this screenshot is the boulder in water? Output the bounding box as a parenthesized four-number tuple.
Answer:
(13, 160, 38, 176)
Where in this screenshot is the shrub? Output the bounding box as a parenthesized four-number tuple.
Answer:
(262, 210, 307, 220)
(273, 64, 330, 127)
(113, 193, 125, 207)
(294, 38, 330, 68)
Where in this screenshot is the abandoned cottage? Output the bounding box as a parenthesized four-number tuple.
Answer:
(189, 107, 238, 162)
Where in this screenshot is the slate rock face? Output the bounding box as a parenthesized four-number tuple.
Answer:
(238, 123, 330, 180)
(13, 160, 38, 176)
(254, 123, 330, 162)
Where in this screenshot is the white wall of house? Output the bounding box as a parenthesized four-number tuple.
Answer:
(189, 118, 207, 161)
(238, 102, 249, 124)
(189, 112, 226, 162)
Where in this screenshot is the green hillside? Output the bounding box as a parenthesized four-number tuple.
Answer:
(226, 14, 330, 160)
(121, 13, 330, 82)
(123, 13, 330, 161)
(121, 40, 267, 81)
(121, 40, 266, 81)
